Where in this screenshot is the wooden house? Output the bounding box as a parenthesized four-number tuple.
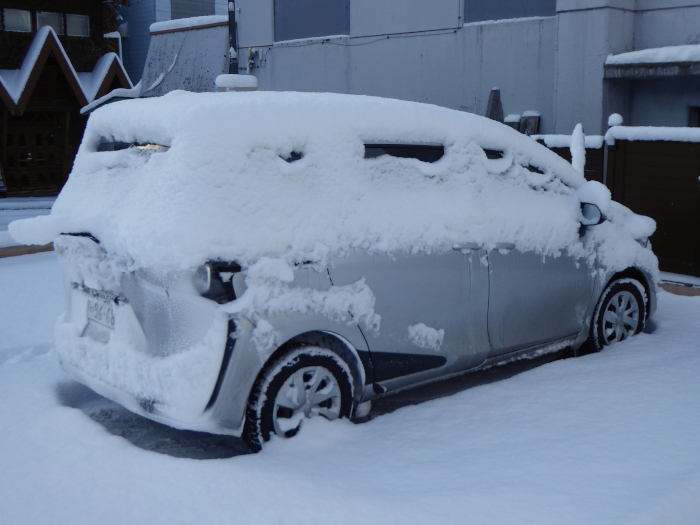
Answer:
(0, 0, 132, 196)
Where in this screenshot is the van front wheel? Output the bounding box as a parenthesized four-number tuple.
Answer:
(583, 278, 647, 354)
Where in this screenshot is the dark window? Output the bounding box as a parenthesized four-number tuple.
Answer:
(525, 164, 544, 174)
(36, 12, 64, 35)
(281, 151, 304, 163)
(97, 141, 129, 152)
(688, 107, 700, 127)
(274, 0, 350, 42)
(364, 144, 444, 163)
(4, 9, 32, 32)
(66, 14, 89, 37)
(35, 133, 42, 146)
(482, 149, 504, 160)
(465, 0, 556, 23)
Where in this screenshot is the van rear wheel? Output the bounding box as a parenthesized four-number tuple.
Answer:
(243, 347, 353, 452)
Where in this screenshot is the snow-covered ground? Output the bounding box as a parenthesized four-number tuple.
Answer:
(1, 252, 700, 524)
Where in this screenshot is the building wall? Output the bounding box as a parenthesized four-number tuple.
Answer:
(171, 0, 215, 20)
(350, 0, 459, 37)
(238, 0, 557, 131)
(139, 0, 700, 134)
(629, 77, 700, 127)
(598, 1, 700, 129)
(118, 0, 155, 83)
(634, 2, 700, 49)
(554, 0, 635, 134)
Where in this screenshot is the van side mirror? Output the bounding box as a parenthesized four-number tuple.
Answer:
(580, 203, 605, 226)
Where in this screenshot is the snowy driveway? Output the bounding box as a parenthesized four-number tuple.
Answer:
(1, 252, 699, 524)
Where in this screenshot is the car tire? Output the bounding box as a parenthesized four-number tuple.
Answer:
(582, 278, 647, 354)
(243, 347, 354, 452)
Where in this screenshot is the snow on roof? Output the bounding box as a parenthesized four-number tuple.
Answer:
(76, 53, 129, 102)
(606, 44, 700, 66)
(10, 91, 654, 276)
(80, 81, 142, 115)
(0, 27, 131, 110)
(0, 27, 59, 104)
(605, 126, 700, 145)
(150, 15, 228, 34)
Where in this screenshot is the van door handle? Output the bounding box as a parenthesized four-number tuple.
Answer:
(452, 242, 482, 254)
(495, 242, 515, 254)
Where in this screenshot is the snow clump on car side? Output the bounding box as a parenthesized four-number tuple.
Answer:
(222, 256, 381, 356)
(408, 323, 445, 351)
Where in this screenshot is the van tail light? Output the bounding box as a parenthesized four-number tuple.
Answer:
(195, 262, 241, 304)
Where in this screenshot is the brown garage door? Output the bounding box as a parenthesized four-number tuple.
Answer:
(609, 140, 700, 277)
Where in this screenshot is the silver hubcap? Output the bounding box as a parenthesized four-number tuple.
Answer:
(602, 290, 640, 345)
(272, 366, 342, 436)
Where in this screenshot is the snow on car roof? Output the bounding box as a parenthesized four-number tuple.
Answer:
(11, 91, 613, 270)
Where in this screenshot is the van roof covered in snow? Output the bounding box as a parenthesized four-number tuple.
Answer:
(11, 91, 608, 270)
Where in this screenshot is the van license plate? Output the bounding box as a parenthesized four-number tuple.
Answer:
(87, 297, 115, 329)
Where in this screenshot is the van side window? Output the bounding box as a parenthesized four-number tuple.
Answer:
(97, 139, 169, 152)
(364, 144, 444, 163)
(97, 141, 131, 152)
(482, 149, 504, 160)
(281, 151, 304, 163)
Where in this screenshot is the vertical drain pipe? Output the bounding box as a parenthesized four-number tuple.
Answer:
(228, 1, 238, 74)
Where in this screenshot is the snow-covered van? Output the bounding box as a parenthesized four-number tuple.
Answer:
(10, 91, 658, 451)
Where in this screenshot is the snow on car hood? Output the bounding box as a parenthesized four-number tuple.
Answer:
(10, 91, 655, 281)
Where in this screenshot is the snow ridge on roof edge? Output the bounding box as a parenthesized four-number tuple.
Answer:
(150, 15, 228, 34)
(0, 27, 132, 111)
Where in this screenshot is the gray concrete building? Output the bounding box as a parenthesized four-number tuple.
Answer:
(221, 0, 699, 134)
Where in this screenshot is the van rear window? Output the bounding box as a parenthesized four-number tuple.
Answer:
(364, 144, 444, 163)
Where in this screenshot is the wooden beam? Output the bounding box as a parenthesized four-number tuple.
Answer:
(150, 21, 229, 36)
